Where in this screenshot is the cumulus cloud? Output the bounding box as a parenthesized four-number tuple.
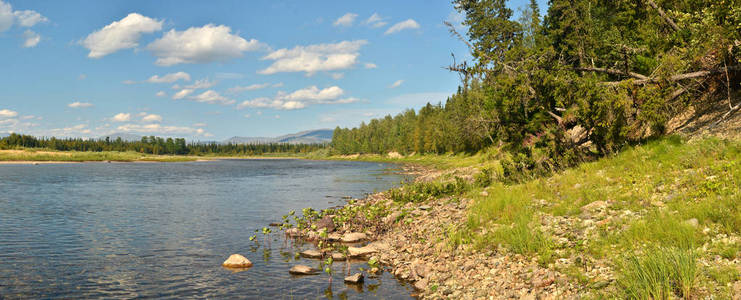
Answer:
(155, 91, 166, 97)
(68, 101, 93, 108)
(259, 40, 367, 75)
(0, 1, 12, 32)
(171, 89, 193, 100)
(14, 9, 48, 27)
(389, 79, 404, 88)
(183, 79, 216, 89)
(364, 13, 387, 28)
(111, 113, 131, 122)
(189, 90, 235, 105)
(82, 13, 163, 58)
(146, 71, 191, 83)
(237, 85, 357, 110)
(50, 124, 91, 136)
(21, 29, 40, 47)
(141, 113, 162, 122)
(333, 13, 357, 27)
(0, 108, 18, 118)
(147, 24, 265, 66)
(385, 19, 420, 35)
(364, 63, 377, 69)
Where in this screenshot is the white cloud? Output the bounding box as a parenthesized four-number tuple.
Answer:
(215, 72, 244, 79)
(364, 13, 387, 28)
(183, 79, 216, 89)
(146, 71, 191, 83)
(259, 40, 367, 75)
(172, 89, 194, 100)
(155, 91, 166, 97)
(68, 101, 93, 108)
(141, 113, 162, 123)
(190, 90, 235, 105)
(389, 79, 404, 88)
(364, 63, 377, 69)
(50, 124, 92, 136)
(0, 1, 13, 32)
(385, 19, 420, 35)
(21, 29, 40, 47)
(82, 13, 163, 58)
(333, 13, 357, 27)
(227, 83, 271, 94)
(147, 24, 265, 66)
(0, 108, 18, 118)
(116, 123, 208, 135)
(111, 113, 131, 122)
(237, 85, 357, 110)
(14, 9, 47, 27)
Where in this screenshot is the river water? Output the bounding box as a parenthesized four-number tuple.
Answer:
(0, 159, 414, 299)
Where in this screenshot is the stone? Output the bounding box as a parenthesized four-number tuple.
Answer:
(348, 246, 377, 257)
(315, 215, 336, 232)
(222, 254, 253, 268)
(331, 252, 346, 261)
(341, 232, 367, 243)
(369, 267, 380, 274)
(289, 265, 318, 275)
(327, 233, 342, 241)
(684, 218, 699, 227)
(419, 205, 431, 210)
(384, 211, 401, 224)
(519, 293, 536, 300)
(581, 201, 608, 212)
(413, 261, 431, 278)
(388, 151, 403, 158)
(300, 249, 323, 259)
(344, 273, 364, 284)
(414, 278, 429, 291)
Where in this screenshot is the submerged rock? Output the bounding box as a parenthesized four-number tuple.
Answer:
(331, 252, 346, 261)
(341, 232, 367, 243)
(289, 265, 319, 275)
(344, 273, 364, 284)
(222, 254, 253, 268)
(300, 249, 323, 259)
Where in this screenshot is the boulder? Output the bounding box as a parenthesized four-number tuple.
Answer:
(344, 273, 364, 284)
(327, 233, 342, 241)
(300, 249, 323, 259)
(315, 215, 336, 232)
(222, 254, 253, 268)
(341, 232, 367, 243)
(289, 265, 318, 275)
(348, 246, 377, 257)
(413, 261, 430, 278)
(388, 151, 403, 158)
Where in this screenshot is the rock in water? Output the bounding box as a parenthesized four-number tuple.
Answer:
(344, 273, 364, 284)
(222, 254, 253, 268)
(341, 232, 367, 243)
(331, 252, 346, 261)
(315, 215, 336, 232)
(348, 246, 377, 257)
(300, 249, 323, 259)
(289, 265, 319, 275)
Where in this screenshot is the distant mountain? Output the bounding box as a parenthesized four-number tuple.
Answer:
(98, 133, 143, 142)
(224, 129, 333, 145)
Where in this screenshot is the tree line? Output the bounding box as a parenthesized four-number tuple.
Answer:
(0, 133, 326, 155)
(332, 0, 739, 172)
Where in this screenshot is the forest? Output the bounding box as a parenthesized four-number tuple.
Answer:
(0, 133, 325, 156)
(332, 0, 740, 172)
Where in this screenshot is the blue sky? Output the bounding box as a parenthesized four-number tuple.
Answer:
(0, 0, 545, 141)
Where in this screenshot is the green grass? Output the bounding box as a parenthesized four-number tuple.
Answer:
(0, 149, 199, 162)
(617, 247, 697, 299)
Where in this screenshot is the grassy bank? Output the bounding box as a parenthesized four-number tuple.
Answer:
(349, 135, 739, 298)
(0, 148, 200, 162)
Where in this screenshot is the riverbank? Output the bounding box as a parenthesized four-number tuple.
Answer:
(281, 135, 741, 299)
(0, 149, 310, 163)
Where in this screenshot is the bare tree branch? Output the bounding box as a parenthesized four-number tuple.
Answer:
(645, 0, 680, 32)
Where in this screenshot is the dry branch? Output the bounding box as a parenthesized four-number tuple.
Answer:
(646, 0, 680, 32)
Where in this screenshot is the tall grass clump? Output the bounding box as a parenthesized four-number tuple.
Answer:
(617, 247, 697, 299)
(389, 177, 470, 203)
